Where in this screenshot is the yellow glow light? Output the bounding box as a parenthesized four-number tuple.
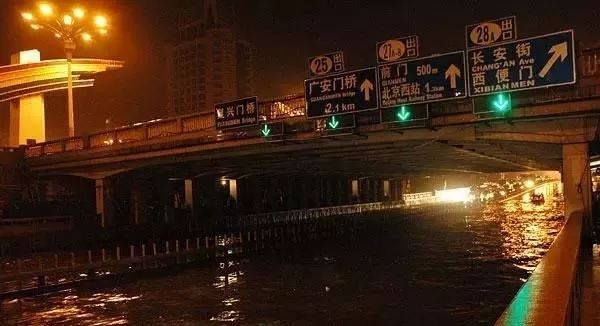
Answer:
(63, 14, 73, 25)
(94, 15, 107, 28)
(524, 180, 535, 188)
(435, 187, 472, 203)
(98, 28, 108, 35)
(81, 32, 92, 41)
(54, 32, 61, 38)
(21, 12, 34, 21)
(38, 3, 53, 16)
(30, 23, 41, 30)
(73, 8, 84, 18)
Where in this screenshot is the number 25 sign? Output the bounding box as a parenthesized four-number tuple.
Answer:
(308, 51, 345, 77)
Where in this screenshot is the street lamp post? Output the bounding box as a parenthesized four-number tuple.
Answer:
(21, 3, 109, 137)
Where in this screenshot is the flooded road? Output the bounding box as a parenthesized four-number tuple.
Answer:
(1, 196, 564, 325)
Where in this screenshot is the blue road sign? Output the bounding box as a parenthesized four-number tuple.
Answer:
(377, 51, 466, 108)
(304, 67, 378, 118)
(215, 96, 258, 130)
(467, 30, 576, 96)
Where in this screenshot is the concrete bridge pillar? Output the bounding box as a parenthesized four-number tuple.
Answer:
(337, 177, 343, 205)
(562, 143, 592, 237)
(325, 177, 333, 206)
(184, 178, 194, 217)
(95, 178, 113, 228)
(351, 179, 359, 203)
(9, 50, 46, 146)
(383, 179, 390, 201)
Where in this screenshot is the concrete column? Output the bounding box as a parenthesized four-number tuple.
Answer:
(95, 178, 112, 228)
(184, 178, 194, 215)
(9, 50, 46, 146)
(351, 179, 359, 203)
(383, 179, 390, 201)
(131, 184, 141, 225)
(228, 179, 238, 201)
(325, 177, 333, 206)
(562, 143, 592, 234)
(337, 177, 343, 205)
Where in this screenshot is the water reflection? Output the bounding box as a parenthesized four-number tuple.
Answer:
(210, 234, 245, 322)
(1, 199, 565, 325)
(484, 182, 564, 272)
(3, 291, 140, 325)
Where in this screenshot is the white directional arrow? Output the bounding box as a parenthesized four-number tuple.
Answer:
(538, 42, 568, 78)
(360, 78, 374, 101)
(444, 64, 461, 89)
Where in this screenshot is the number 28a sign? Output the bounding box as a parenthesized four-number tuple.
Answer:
(465, 16, 517, 48)
(308, 51, 345, 77)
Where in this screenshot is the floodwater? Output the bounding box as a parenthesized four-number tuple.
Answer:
(1, 195, 564, 325)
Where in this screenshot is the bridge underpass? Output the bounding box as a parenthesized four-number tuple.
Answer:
(23, 123, 577, 229)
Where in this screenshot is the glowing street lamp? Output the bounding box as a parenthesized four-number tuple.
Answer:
(20, 3, 110, 137)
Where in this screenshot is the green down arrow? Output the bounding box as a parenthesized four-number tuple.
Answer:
(328, 116, 340, 129)
(492, 94, 510, 112)
(261, 124, 271, 136)
(397, 106, 411, 121)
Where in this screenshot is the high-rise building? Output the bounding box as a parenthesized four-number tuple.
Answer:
(166, 0, 255, 116)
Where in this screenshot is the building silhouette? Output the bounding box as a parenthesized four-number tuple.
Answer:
(166, 0, 255, 116)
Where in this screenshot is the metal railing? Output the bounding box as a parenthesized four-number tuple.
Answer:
(238, 201, 404, 227)
(495, 210, 585, 325)
(23, 83, 600, 159)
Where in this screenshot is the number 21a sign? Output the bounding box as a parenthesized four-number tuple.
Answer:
(308, 51, 345, 77)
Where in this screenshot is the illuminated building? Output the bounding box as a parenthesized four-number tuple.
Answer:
(166, 0, 255, 116)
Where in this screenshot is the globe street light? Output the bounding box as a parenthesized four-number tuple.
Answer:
(21, 3, 109, 137)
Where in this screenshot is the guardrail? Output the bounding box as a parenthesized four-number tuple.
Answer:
(0, 216, 73, 237)
(23, 83, 600, 159)
(238, 201, 404, 227)
(495, 210, 585, 325)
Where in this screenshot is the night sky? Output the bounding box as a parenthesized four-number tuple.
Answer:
(0, 0, 598, 143)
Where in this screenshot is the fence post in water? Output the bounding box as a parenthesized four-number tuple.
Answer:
(88, 250, 92, 264)
(101, 249, 106, 263)
(153, 243, 157, 255)
(239, 232, 243, 243)
(186, 239, 190, 251)
(37, 257, 45, 287)
(130, 245, 135, 259)
(116, 247, 121, 261)
(17, 259, 22, 290)
(165, 241, 170, 254)
(196, 237, 200, 250)
(142, 244, 146, 268)
(70, 252, 75, 268)
(175, 240, 180, 264)
(54, 254, 59, 269)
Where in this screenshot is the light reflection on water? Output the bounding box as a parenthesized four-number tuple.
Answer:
(1, 197, 564, 325)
